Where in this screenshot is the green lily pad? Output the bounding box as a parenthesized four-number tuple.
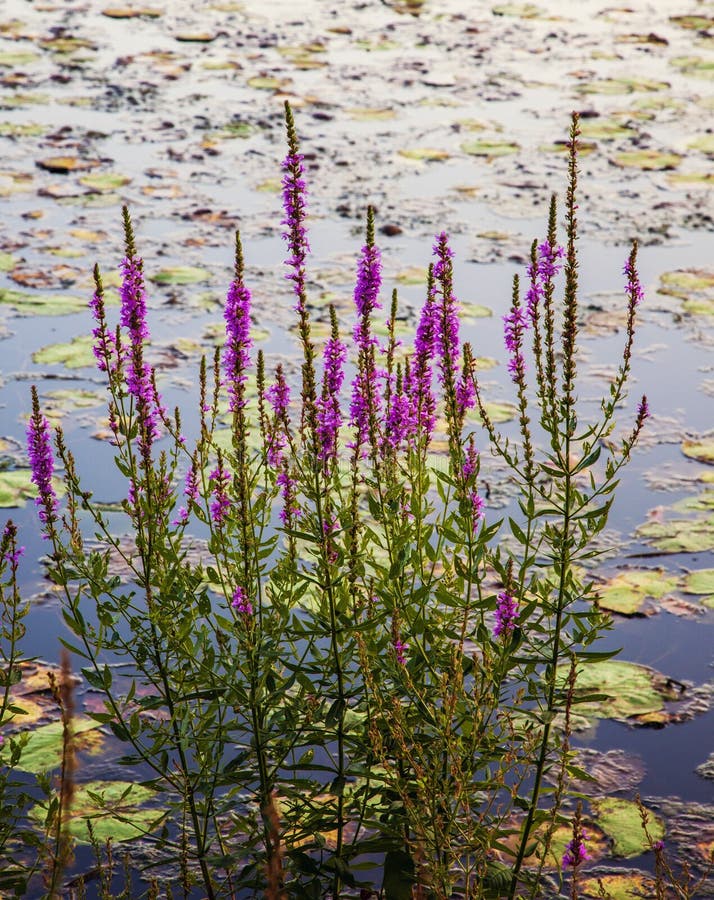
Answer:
(592, 797, 664, 858)
(12, 718, 104, 774)
(150, 266, 212, 285)
(347, 107, 396, 121)
(461, 139, 519, 157)
(0, 288, 87, 316)
(668, 172, 714, 187)
(636, 515, 714, 553)
(658, 269, 714, 315)
(78, 172, 131, 191)
(576, 78, 670, 94)
(0, 470, 38, 507)
(580, 118, 636, 140)
(670, 14, 714, 30)
(247, 75, 290, 90)
(580, 872, 657, 899)
(681, 568, 714, 596)
(460, 302, 492, 319)
(672, 489, 714, 512)
(671, 56, 714, 79)
(0, 50, 39, 67)
(0, 122, 46, 138)
(492, 3, 545, 17)
(203, 121, 253, 141)
(597, 569, 678, 615)
(398, 147, 450, 161)
(30, 780, 163, 843)
(612, 150, 682, 170)
(33, 335, 96, 369)
(42, 389, 105, 421)
(472, 401, 518, 424)
(395, 266, 428, 286)
(0, 251, 15, 271)
(565, 660, 678, 723)
(688, 135, 714, 155)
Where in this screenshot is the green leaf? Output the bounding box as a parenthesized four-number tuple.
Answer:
(383, 849, 415, 899)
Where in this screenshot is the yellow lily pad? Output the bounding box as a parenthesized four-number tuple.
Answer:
(591, 798, 664, 858)
(612, 150, 682, 170)
(580, 872, 657, 899)
(347, 107, 396, 121)
(670, 14, 714, 29)
(681, 568, 714, 596)
(658, 269, 714, 315)
(102, 6, 163, 17)
(247, 75, 290, 90)
(580, 118, 636, 140)
(36, 157, 101, 174)
(688, 134, 714, 155)
(398, 147, 450, 161)
(0, 50, 39, 67)
(682, 437, 714, 464)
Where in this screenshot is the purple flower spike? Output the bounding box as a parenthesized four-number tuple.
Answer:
(266, 368, 290, 469)
(316, 333, 347, 463)
(623, 253, 644, 307)
(393, 638, 408, 666)
(503, 304, 527, 383)
(209, 460, 231, 525)
(353, 240, 382, 349)
(494, 590, 518, 638)
(231, 585, 253, 617)
(224, 275, 252, 412)
(562, 833, 591, 869)
(26, 391, 58, 531)
(432, 233, 460, 390)
(120, 255, 149, 344)
(281, 110, 310, 306)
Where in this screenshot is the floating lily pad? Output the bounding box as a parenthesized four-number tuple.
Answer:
(492, 3, 545, 17)
(473, 401, 518, 424)
(150, 266, 212, 285)
(174, 31, 216, 42)
(102, 7, 163, 17)
(79, 172, 131, 191)
(33, 335, 96, 369)
(668, 172, 714, 187)
(671, 56, 714, 79)
(42, 389, 105, 421)
(0, 251, 15, 271)
(681, 568, 714, 596)
(460, 302, 492, 319)
(0, 122, 46, 138)
(659, 269, 714, 315)
(36, 157, 101, 174)
(688, 135, 714, 155)
(591, 797, 664, 858)
(30, 780, 162, 843)
(696, 752, 714, 781)
(247, 75, 290, 90)
(636, 514, 714, 553)
(0, 50, 39, 67)
(580, 118, 636, 140)
(0, 288, 88, 316)
(577, 77, 669, 94)
(597, 569, 678, 615)
(13, 718, 104, 774)
(565, 660, 679, 724)
(395, 266, 428, 286)
(347, 107, 396, 121)
(0, 470, 38, 508)
(398, 147, 450, 161)
(580, 872, 657, 899)
(612, 150, 682, 170)
(670, 15, 714, 30)
(462, 139, 519, 157)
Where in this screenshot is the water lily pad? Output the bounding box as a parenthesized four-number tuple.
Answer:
(667, 172, 714, 187)
(577, 78, 670, 94)
(36, 157, 102, 174)
(42, 389, 105, 421)
(0, 288, 87, 316)
(597, 569, 678, 615)
(612, 150, 682, 170)
(30, 780, 162, 843)
(696, 752, 714, 780)
(79, 172, 131, 191)
(395, 266, 428, 286)
(0, 50, 39, 67)
(580, 872, 657, 899)
(492, 3, 545, 17)
(473, 401, 518, 424)
(347, 107, 396, 121)
(150, 266, 211, 285)
(460, 302, 492, 319)
(462, 139, 519, 157)
(174, 31, 216, 42)
(398, 148, 450, 161)
(0, 122, 46, 138)
(681, 568, 714, 596)
(0, 470, 38, 507)
(659, 269, 714, 315)
(102, 6, 163, 17)
(636, 514, 714, 553)
(247, 75, 290, 90)
(591, 797, 664, 858)
(0, 251, 15, 271)
(580, 118, 636, 140)
(688, 134, 714, 155)
(671, 56, 714, 79)
(565, 659, 679, 724)
(670, 15, 714, 30)
(33, 335, 96, 369)
(13, 718, 104, 774)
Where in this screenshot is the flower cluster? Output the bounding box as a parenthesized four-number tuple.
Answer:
(281, 137, 309, 305)
(231, 585, 253, 617)
(224, 276, 252, 412)
(393, 639, 409, 666)
(562, 833, 590, 869)
(26, 390, 58, 530)
(494, 590, 518, 638)
(265, 368, 290, 469)
(316, 331, 347, 464)
(209, 461, 231, 525)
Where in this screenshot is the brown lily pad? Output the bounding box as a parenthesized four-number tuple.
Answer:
(36, 157, 102, 174)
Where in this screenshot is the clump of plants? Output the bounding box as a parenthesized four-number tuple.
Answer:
(1, 107, 651, 898)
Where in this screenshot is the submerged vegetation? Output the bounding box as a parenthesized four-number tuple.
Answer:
(0, 105, 707, 899)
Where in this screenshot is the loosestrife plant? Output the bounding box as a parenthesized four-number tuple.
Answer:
(11, 107, 648, 898)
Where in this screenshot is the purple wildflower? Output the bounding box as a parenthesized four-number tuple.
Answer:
(562, 833, 590, 869)
(462, 442, 484, 531)
(276, 466, 300, 524)
(456, 369, 476, 416)
(1, 522, 24, 569)
(623, 253, 644, 307)
(503, 303, 527, 383)
(89, 285, 116, 374)
(384, 389, 410, 450)
(537, 240, 565, 280)
(281, 128, 310, 306)
(223, 276, 252, 412)
(432, 233, 460, 390)
(407, 293, 438, 444)
(119, 255, 149, 343)
(26, 391, 58, 530)
(209, 461, 231, 525)
(231, 585, 253, 617)
(393, 639, 408, 666)
(353, 240, 382, 349)
(653, 840, 664, 852)
(349, 368, 372, 451)
(316, 333, 347, 463)
(265, 369, 290, 469)
(494, 590, 518, 638)
(637, 395, 649, 424)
